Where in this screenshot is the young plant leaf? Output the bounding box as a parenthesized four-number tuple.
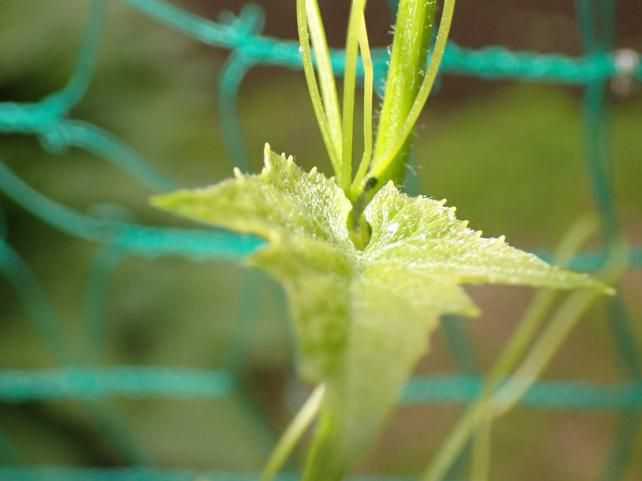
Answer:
(152, 145, 608, 480)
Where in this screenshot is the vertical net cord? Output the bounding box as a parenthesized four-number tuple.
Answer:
(442, 316, 479, 481)
(217, 5, 266, 172)
(84, 244, 125, 357)
(578, 0, 619, 244)
(0, 236, 151, 465)
(223, 271, 281, 453)
(0, 3, 153, 466)
(219, 53, 253, 172)
(576, 1, 642, 480)
(40, 0, 107, 116)
(600, 299, 642, 481)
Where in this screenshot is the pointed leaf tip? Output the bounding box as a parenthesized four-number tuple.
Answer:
(149, 149, 611, 477)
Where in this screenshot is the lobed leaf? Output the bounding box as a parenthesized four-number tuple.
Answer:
(153, 146, 608, 480)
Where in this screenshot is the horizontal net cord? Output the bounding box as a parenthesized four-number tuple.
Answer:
(0, 161, 639, 268)
(0, 467, 418, 481)
(403, 376, 642, 410)
(1, 367, 640, 411)
(0, 1, 104, 130)
(0, 1, 638, 266)
(122, 0, 641, 85)
(1, 0, 636, 135)
(0, 163, 263, 260)
(0, 368, 234, 401)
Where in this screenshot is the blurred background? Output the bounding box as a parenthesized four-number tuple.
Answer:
(0, 1, 641, 480)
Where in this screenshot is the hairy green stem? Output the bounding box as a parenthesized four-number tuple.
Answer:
(362, 0, 447, 197)
(371, 0, 437, 180)
(375, 0, 454, 175)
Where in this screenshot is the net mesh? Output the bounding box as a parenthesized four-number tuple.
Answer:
(0, 0, 640, 479)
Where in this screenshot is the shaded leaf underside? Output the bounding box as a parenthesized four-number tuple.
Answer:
(153, 144, 606, 478)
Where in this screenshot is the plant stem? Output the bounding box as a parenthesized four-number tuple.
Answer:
(350, 13, 374, 203)
(419, 289, 558, 481)
(296, 0, 342, 180)
(364, 0, 451, 197)
(467, 215, 600, 480)
(301, 403, 346, 481)
(470, 416, 492, 481)
(372, 0, 437, 168)
(305, 0, 343, 155)
(491, 290, 600, 416)
(493, 242, 628, 416)
(341, 0, 368, 192)
(260, 384, 325, 481)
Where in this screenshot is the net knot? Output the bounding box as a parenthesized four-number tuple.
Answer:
(611, 48, 640, 96)
(219, 3, 265, 52)
(38, 124, 69, 154)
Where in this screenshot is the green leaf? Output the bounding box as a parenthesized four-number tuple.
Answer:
(154, 145, 355, 381)
(152, 145, 608, 480)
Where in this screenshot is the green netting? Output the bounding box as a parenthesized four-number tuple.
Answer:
(0, 0, 641, 480)
(1, 368, 641, 411)
(0, 467, 408, 481)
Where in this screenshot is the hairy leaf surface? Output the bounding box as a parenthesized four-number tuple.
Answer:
(153, 144, 607, 479)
